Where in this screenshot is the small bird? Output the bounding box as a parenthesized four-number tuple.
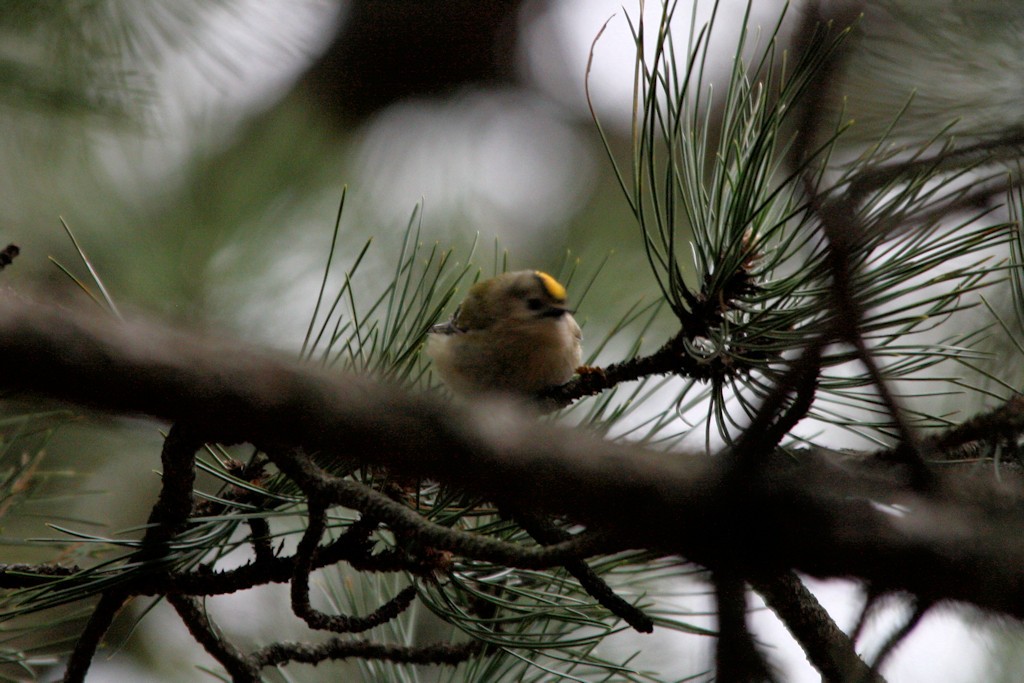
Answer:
(427, 270, 582, 396)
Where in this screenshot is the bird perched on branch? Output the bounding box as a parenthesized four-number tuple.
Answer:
(427, 270, 582, 396)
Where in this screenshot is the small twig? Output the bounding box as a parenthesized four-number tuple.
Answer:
(750, 572, 884, 683)
(733, 341, 823, 467)
(786, 4, 859, 173)
(868, 395, 1024, 467)
(759, 343, 823, 450)
(805, 189, 934, 490)
(146, 518, 402, 598)
(246, 516, 275, 562)
(291, 497, 417, 633)
(168, 593, 260, 682)
(268, 447, 614, 569)
(847, 131, 1024, 203)
(193, 457, 278, 562)
(539, 328, 713, 410)
(514, 511, 654, 633)
(64, 424, 204, 682)
(849, 589, 883, 649)
(867, 599, 932, 678)
(925, 395, 1024, 455)
(252, 637, 482, 668)
(713, 572, 774, 683)
(143, 423, 203, 549)
(0, 562, 80, 588)
(62, 591, 129, 683)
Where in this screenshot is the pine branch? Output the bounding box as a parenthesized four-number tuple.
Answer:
(868, 599, 932, 677)
(801, 188, 934, 489)
(538, 327, 713, 409)
(252, 637, 482, 669)
(749, 572, 884, 683)
(290, 496, 418, 633)
(61, 591, 128, 683)
(168, 594, 260, 682)
(714, 572, 774, 682)
(0, 563, 80, 589)
(512, 511, 655, 633)
(5, 299, 1024, 623)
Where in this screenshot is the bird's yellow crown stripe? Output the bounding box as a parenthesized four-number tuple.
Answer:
(534, 271, 566, 302)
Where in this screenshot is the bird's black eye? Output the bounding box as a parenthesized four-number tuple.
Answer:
(526, 297, 544, 311)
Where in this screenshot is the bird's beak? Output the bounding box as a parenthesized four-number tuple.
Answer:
(430, 320, 462, 335)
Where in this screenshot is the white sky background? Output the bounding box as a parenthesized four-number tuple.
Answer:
(81, 1, 1010, 681)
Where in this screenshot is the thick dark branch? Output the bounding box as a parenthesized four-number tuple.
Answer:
(5, 301, 1024, 622)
